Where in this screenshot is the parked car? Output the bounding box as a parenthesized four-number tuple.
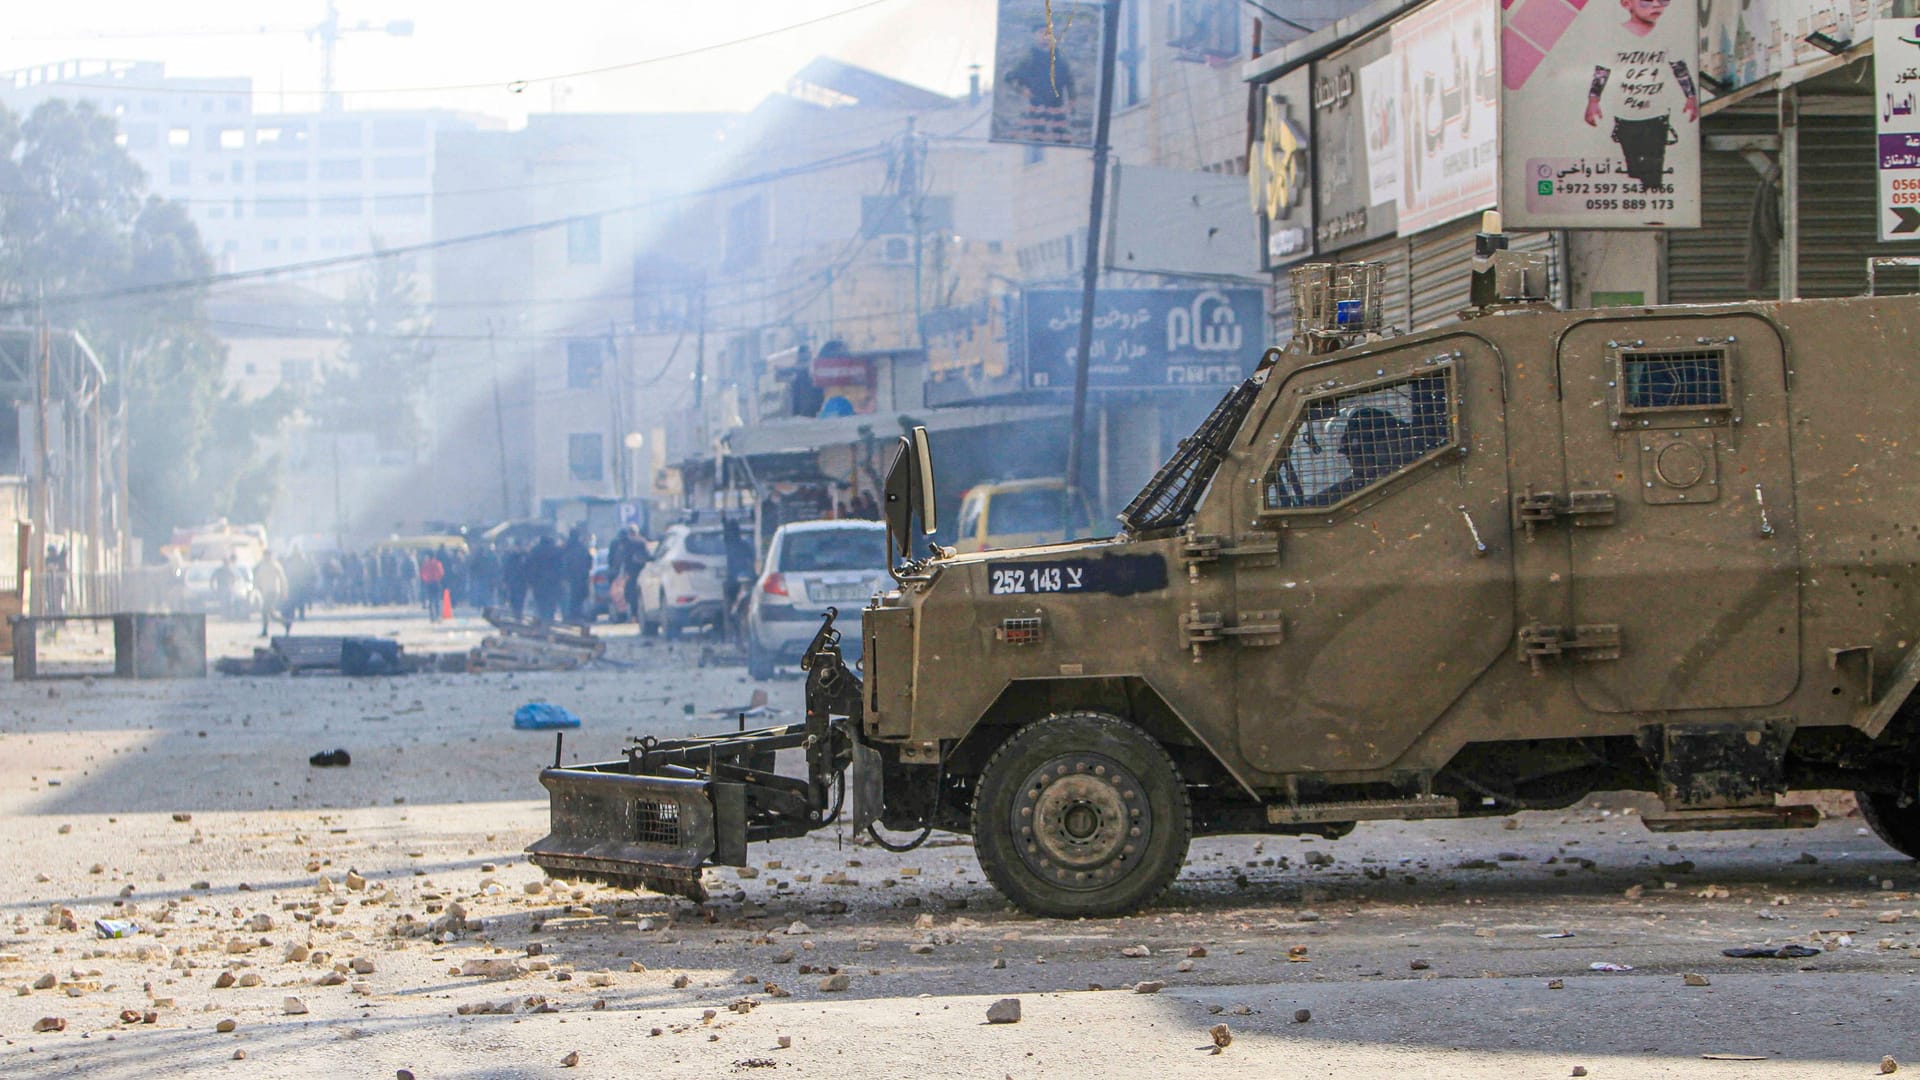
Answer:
(635, 524, 730, 638)
(952, 478, 1097, 553)
(745, 519, 888, 679)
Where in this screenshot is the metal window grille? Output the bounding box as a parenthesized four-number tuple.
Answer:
(630, 799, 682, 846)
(1263, 369, 1455, 511)
(1290, 262, 1386, 340)
(999, 617, 1042, 646)
(1619, 348, 1728, 412)
(1119, 379, 1260, 534)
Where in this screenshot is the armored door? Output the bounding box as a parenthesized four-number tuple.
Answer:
(1227, 334, 1515, 775)
(1553, 315, 1799, 712)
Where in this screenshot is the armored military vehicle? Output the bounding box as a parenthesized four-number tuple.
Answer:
(531, 228, 1920, 917)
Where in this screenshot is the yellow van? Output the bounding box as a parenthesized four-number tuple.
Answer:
(952, 478, 1097, 553)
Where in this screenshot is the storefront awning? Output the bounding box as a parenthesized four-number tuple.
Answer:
(720, 403, 1069, 459)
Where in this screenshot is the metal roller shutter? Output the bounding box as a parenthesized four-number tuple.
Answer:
(1409, 219, 1559, 331)
(1800, 115, 1901, 299)
(1669, 114, 1776, 304)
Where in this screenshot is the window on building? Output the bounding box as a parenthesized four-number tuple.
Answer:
(318, 121, 362, 149)
(256, 160, 309, 183)
(1117, 0, 1151, 108)
(1168, 0, 1239, 61)
(318, 158, 363, 181)
(233, 197, 245, 218)
(371, 117, 427, 149)
(566, 340, 605, 389)
(255, 124, 309, 150)
(319, 196, 364, 216)
(568, 434, 605, 483)
(206, 170, 225, 184)
(122, 123, 157, 150)
(263, 238, 280, 251)
(567, 215, 602, 264)
(230, 161, 245, 181)
(291, 237, 307, 252)
(218, 127, 246, 150)
(281, 358, 315, 385)
(722, 195, 766, 272)
(374, 194, 427, 216)
(373, 156, 427, 180)
(226, 97, 244, 113)
(168, 161, 191, 185)
(257, 198, 310, 219)
(167, 127, 190, 148)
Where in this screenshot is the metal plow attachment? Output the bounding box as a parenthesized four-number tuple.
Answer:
(526, 770, 725, 902)
(525, 609, 864, 902)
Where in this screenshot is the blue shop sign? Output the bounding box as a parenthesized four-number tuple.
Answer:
(1018, 287, 1265, 391)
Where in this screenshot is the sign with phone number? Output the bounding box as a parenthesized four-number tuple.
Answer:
(984, 555, 1169, 597)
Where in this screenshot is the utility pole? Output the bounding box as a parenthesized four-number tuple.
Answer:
(1062, 0, 1122, 535)
(904, 116, 926, 347)
(487, 322, 512, 519)
(693, 276, 708, 446)
(116, 345, 129, 570)
(33, 315, 52, 604)
(607, 323, 627, 500)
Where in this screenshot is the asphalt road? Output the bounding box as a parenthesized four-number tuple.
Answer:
(0, 607, 1914, 1078)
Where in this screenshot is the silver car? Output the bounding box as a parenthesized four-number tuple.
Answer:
(745, 519, 887, 679)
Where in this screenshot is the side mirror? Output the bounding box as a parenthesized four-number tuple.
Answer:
(882, 426, 938, 562)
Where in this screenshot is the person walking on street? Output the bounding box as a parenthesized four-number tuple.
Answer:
(527, 535, 563, 621)
(419, 550, 446, 621)
(255, 552, 289, 638)
(561, 529, 593, 622)
(503, 541, 529, 616)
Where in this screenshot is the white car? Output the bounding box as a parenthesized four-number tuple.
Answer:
(745, 519, 888, 679)
(635, 524, 731, 638)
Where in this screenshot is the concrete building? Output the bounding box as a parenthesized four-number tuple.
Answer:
(0, 59, 498, 293)
(426, 111, 736, 532)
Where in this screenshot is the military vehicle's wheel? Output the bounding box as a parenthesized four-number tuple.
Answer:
(973, 713, 1190, 918)
(1858, 791, 1920, 859)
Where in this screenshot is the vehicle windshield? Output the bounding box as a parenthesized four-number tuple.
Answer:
(780, 528, 885, 572)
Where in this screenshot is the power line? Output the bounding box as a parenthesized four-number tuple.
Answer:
(0, 141, 891, 315)
(22, 0, 903, 99)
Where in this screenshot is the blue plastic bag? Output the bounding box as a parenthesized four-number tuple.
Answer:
(514, 702, 582, 730)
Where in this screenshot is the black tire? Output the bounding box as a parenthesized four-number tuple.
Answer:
(972, 712, 1191, 918)
(1858, 791, 1920, 859)
(661, 594, 682, 640)
(747, 637, 774, 680)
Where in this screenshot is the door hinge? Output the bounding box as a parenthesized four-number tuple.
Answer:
(1180, 528, 1281, 580)
(1517, 623, 1622, 672)
(1517, 488, 1617, 538)
(1180, 604, 1285, 660)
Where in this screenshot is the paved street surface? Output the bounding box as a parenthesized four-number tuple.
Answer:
(1, 608, 1917, 1078)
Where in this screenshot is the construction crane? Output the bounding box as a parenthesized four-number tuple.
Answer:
(309, 1, 415, 110)
(12, 4, 413, 110)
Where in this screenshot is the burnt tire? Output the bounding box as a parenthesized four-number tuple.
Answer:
(972, 712, 1190, 918)
(1857, 791, 1920, 859)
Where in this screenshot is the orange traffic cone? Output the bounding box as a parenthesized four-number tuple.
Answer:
(439, 588, 453, 622)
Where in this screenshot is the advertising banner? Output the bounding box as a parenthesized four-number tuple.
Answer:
(1312, 33, 1400, 251)
(990, 0, 1104, 148)
(1877, 19, 1920, 240)
(1255, 68, 1315, 267)
(1019, 288, 1265, 391)
(1395, 0, 1499, 234)
(1501, 0, 1701, 228)
(1702, 0, 1879, 95)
